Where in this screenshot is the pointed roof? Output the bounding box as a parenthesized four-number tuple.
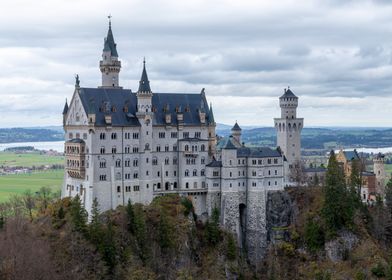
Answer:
(343, 149, 360, 161)
(208, 103, 215, 124)
(103, 20, 118, 57)
(62, 99, 68, 115)
(138, 59, 152, 93)
(280, 88, 297, 99)
(222, 137, 237, 150)
(231, 121, 241, 131)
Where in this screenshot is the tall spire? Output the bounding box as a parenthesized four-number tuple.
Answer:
(62, 99, 68, 115)
(103, 15, 118, 57)
(100, 16, 121, 88)
(138, 58, 152, 93)
(209, 103, 215, 124)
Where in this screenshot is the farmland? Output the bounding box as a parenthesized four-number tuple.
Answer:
(0, 169, 64, 202)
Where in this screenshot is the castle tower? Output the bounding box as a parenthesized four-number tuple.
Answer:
(136, 59, 154, 203)
(374, 153, 387, 196)
(99, 17, 121, 88)
(274, 88, 304, 169)
(231, 122, 242, 146)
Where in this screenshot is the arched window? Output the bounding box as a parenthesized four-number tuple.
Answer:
(115, 159, 121, 167)
(117, 186, 121, 193)
(185, 170, 189, 177)
(100, 147, 105, 154)
(201, 144, 205, 152)
(201, 169, 205, 176)
(185, 182, 189, 189)
(145, 143, 150, 150)
(185, 145, 189, 152)
(193, 169, 197, 176)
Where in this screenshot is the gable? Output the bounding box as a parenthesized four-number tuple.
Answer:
(65, 90, 88, 126)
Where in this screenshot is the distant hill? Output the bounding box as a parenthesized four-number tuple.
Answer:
(0, 128, 63, 143)
(2, 125, 392, 150)
(217, 124, 392, 150)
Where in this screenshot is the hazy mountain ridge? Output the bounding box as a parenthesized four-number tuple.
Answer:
(2, 125, 392, 150)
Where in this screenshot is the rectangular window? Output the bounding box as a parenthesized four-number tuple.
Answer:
(159, 132, 165, 138)
(171, 132, 178, 138)
(133, 185, 140, 191)
(183, 132, 189, 138)
(194, 132, 201, 138)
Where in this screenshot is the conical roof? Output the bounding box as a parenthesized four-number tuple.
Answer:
(280, 88, 297, 99)
(231, 122, 241, 131)
(103, 21, 118, 57)
(138, 59, 151, 93)
(208, 103, 215, 124)
(62, 99, 68, 115)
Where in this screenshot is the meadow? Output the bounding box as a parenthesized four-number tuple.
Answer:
(0, 151, 64, 167)
(0, 169, 64, 202)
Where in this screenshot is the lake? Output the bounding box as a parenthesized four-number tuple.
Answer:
(0, 141, 64, 153)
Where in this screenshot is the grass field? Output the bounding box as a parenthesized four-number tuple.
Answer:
(0, 170, 64, 202)
(0, 151, 64, 167)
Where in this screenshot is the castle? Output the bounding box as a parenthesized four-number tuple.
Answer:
(61, 21, 303, 258)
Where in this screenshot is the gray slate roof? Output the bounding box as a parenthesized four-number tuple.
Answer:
(62, 100, 68, 115)
(103, 23, 118, 57)
(138, 60, 151, 93)
(66, 138, 85, 144)
(237, 147, 282, 158)
(232, 122, 241, 131)
(206, 160, 222, 167)
(280, 88, 297, 99)
(343, 150, 360, 161)
(77, 87, 213, 127)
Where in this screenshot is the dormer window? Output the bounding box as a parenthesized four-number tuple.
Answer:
(112, 106, 116, 112)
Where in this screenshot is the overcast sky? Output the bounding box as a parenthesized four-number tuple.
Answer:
(1, 0, 392, 128)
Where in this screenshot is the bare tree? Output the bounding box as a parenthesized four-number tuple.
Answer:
(290, 160, 307, 186)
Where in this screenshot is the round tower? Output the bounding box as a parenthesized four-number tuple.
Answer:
(274, 88, 304, 170)
(374, 153, 387, 196)
(99, 17, 121, 88)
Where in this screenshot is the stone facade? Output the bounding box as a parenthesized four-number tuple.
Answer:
(62, 21, 302, 264)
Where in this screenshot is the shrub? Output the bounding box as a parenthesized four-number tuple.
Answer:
(304, 217, 325, 253)
(371, 263, 385, 278)
(226, 234, 236, 260)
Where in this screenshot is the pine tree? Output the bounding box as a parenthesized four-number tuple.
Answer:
(206, 207, 220, 245)
(126, 199, 134, 233)
(158, 210, 173, 250)
(89, 197, 102, 243)
(226, 233, 236, 260)
(350, 158, 362, 205)
(99, 218, 117, 275)
(70, 195, 88, 233)
(133, 205, 149, 262)
(385, 178, 392, 217)
(322, 150, 355, 238)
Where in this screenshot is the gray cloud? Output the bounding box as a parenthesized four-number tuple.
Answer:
(0, 0, 392, 127)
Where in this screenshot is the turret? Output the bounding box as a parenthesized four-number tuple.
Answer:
(231, 122, 242, 145)
(136, 58, 153, 116)
(99, 17, 121, 88)
(374, 153, 387, 196)
(62, 99, 68, 126)
(279, 87, 298, 119)
(274, 87, 304, 175)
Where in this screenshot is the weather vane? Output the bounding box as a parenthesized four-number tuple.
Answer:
(108, 14, 112, 27)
